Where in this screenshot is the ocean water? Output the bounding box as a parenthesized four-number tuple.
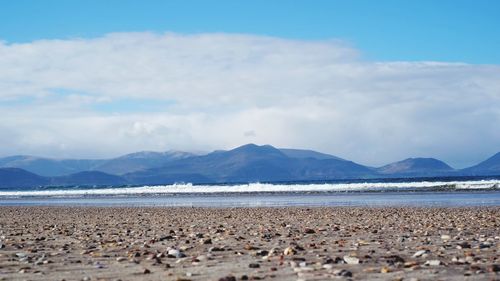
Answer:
(1, 177, 500, 207)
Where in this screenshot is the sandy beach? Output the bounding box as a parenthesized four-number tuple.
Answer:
(0, 207, 499, 281)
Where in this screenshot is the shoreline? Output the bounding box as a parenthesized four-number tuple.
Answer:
(0, 207, 499, 280)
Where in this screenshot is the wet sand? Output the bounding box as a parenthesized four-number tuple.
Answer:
(0, 207, 499, 281)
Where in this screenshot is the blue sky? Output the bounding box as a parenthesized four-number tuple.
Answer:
(1, 0, 499, 64)
(0, 1, 499, 167)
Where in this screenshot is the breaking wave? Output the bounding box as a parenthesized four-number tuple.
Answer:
(0, 179, 499, 198)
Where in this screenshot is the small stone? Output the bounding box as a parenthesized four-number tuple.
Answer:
(218, 276, 236, 281)
(488, 264, 500, 272)
(168, 249, 186, 258)
(441, 235, 451, 240)
(196, 255, 208, 261)
(479, 242, 491, 248)
(16, 252, 27, 258)
(412, 250, 428, 258)
(244, 244, 258, 250)
(304, 228, 315, 234)
(208, 247, 224, 252)
(143, 268, 151, 274)
(116, 257, 126, 262)
(404, 261, 418, 268)
(201, 238, 212, 245)
(333, 269, 352, 277)
(168, 249, 180, 256)
(294, 266, 314, 272)
(283, 247, 296, 255)
(385, 255, 405, 265)
(380, 266, 391, 273)
(425, 260, 441, 266)
(256, 250, 269, 256)
(343, 256, 360, 264)
(249, 263, 260, 268)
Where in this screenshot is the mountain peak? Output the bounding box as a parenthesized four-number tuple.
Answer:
(377, 157, 453, 175)
(231, 144, 281, 154)
(462, 151, 500, 175)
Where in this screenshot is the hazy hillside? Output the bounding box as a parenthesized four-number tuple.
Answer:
(377, 158, 455, 177)
(0, 168, 49, 188)
(1, 145, 499, 188)
(461, 152, 500, 176)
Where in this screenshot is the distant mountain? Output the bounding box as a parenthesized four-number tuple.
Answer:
(0, 150, 196, 176)
(125, 144, 290, 184)
(0, 168, 127, 189)
(51, 171, 128, 186)
(1, 145, 499, 189)
(279, 148, 345, 161)
(0, 168, 49, 188)
(461, 152, 500, 176)
(0, 156, 104, 177)
(377, 158, 455, 177)
(125, 144, 374, 184)
(93, 151, 195, 175)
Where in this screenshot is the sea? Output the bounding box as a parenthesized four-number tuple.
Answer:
(1, 176, 500, 207)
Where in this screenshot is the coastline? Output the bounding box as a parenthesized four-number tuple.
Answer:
(0, 207, 499, 280)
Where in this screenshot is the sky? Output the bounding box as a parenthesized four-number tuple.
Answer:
(0, 0, 499, 168)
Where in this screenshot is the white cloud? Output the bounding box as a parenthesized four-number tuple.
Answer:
(0, 32, 499, 167)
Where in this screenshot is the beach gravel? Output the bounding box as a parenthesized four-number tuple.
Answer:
(0, 207, 499, 280)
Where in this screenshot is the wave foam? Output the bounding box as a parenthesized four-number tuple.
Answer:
(0, 180, 499, 198)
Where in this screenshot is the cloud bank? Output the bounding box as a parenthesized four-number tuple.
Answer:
(0, 32, 499, 167)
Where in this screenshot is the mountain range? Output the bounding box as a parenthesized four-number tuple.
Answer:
(1, 144, 499, 188)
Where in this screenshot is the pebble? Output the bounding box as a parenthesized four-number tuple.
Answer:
(256, 250, 269, 256)
(244, 244, 258, 250)
(322, 264, 334, 269)
(412, 250, 428, 258)
(441, 235, 451, 240)
(249, 263, 260, 268)
(284, 247, 296, 255)
(343, 256, 360, 264)
(294, 266, 314, 272)
(333, 269, 352, 277)
(208, 247, 224, 252)
(15, 252, 27, 258)
(457, 241, 471, 249)
(201, 238, 212, 244)
(168, 249, 186, 258)
(218, 276, 236, 281)
(425, 260, 441, 266)
(304, 228, 315, 234)
(489, 264, 500, 272)
(380, 266, 391, 273)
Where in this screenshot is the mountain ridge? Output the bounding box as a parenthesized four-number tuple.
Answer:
(1, 144, 499, 188)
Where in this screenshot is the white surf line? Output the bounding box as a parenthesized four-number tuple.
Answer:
(0, 180, 499, 197)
